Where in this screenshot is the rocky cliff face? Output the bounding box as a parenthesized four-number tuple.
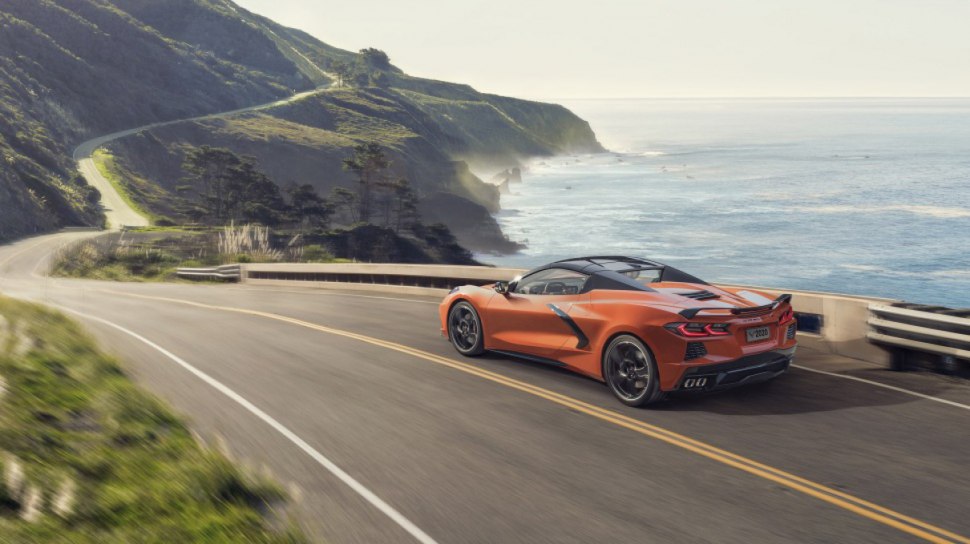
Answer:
(0, 0, 603, 248)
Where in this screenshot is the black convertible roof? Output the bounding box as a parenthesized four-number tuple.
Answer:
(519, 255, 709, 293)
(553, 256, 665, 273)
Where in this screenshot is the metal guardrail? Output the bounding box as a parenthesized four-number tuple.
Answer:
(176, 264, 241, 281)
(868, 303, 970, 372)
(240, 263, 524, 291)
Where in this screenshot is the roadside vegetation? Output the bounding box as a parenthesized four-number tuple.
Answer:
(0, 296, 305, 543)
(62, 141, 479, 282)
(174, 142, 423, 235)
(176, 142, 476, 268)
(49, 226, 344, 282)
(51, 219, 474, 282)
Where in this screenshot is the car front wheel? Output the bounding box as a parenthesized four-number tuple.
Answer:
(603, 335, 665, 406)
(448, 301, 485, 356)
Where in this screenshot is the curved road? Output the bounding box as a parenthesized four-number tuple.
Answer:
(1, 233, 969, 543)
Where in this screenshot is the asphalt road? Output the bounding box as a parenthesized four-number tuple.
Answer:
(1, 232, 969, 543)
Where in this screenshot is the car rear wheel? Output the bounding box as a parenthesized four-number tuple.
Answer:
(603, 335, 665, 406)
(448, 301, 485, 356)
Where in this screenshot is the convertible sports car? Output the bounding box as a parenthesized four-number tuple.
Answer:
(439, 256, 797, 406)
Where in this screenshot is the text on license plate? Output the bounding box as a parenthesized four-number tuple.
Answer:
(746, 326, 771, 343)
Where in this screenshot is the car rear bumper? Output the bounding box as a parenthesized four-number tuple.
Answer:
(674, 346, 795, 392)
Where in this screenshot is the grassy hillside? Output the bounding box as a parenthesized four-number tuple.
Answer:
(0, 296, 305, 542)
(391, 78, 602, 169)
(0, 0, 603, 251)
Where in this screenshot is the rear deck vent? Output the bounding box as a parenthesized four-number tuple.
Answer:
(680, 290, 720, 301)
(685, 342, 708, 361)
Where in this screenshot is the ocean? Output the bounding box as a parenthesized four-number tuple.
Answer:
(483, 98, 970, 307)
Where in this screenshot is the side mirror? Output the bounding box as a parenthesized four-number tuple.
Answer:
(504, 275, 521, 295)
(494, 281, 509, 294)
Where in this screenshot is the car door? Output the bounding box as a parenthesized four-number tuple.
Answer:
(485, 268, 590, 359)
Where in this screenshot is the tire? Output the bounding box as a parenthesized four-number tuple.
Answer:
(602, 334, 666, 407)
(448, 301, 485, 356)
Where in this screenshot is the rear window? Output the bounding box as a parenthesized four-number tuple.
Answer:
(619, 268, 663, 285)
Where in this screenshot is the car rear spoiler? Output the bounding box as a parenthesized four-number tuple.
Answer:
(678, 294, 792, 320)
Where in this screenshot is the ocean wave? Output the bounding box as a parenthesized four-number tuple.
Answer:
(838, 264, 970, 279)
(804, 204, 970, 219)
(839, 264, 883, 272)
(753, 189, 848, 202)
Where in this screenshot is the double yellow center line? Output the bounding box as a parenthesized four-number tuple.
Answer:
(101, 289, 969, 544)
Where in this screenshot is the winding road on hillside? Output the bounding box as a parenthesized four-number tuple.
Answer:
(2, 90, 969, 543)
(72, 83, 332, 228)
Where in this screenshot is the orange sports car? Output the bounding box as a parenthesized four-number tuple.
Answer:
(439, 256, 797, 406)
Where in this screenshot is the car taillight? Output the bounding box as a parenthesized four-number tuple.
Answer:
(779, 307, 794, 324)
(665, 322, 731, 337)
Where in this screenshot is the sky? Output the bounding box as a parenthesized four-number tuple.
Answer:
(234, 0, 970, 100)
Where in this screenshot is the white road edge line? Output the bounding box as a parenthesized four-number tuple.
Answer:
(53, 304, 439, 544)
(792, 364, 970, 411)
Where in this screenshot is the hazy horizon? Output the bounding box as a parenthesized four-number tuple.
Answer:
(234, 0, 970, 100)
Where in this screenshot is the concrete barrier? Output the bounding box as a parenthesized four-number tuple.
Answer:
(238, 263, 898, 365)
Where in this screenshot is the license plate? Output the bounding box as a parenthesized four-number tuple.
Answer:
(746, 326, 771, 343)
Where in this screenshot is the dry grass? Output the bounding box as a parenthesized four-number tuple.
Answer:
(218, 223, 284, 263)
(50, 234, 181, 282)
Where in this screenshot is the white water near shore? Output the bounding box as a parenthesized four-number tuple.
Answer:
(481, 98, 970, 307)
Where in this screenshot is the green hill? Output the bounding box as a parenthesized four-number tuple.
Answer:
(0, 0, 603, 249)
